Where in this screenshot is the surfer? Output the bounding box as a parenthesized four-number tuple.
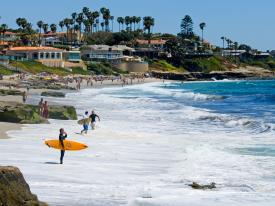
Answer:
(81, 111, 90, 135)
(59, 128, 67, 164)
(90, 110, 100, 130)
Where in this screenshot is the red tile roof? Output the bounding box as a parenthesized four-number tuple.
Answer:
(8, 46, 63, 51)
(136, 39, 167, 45)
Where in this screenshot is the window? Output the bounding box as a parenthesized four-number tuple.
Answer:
(32, 53, 38, 59)
(45, 53, 50, 59)
(56, 53, 60, 59)
(51, 53, 55, 59)
(40, 53, 44, 59)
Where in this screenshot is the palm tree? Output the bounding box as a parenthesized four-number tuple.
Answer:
(71, 12, 77, 25)
(221, 36, 225, 50)
(96, 19, 100, 32)
(143, 16, 155, 44)
(76, 13, 84, 42)
(50, 24, 57, 33)
(110, 16, 114, 32)
(199, 22, 206, 45)
(0, 24, 8, 44)
(92, 11, 100, 32)
(100, 22, 104, 31)
(83, 19, 90, 42)
(136, 17, 141, 30)
(82, 7, 90, 17)
(125, 16, 131, 31)
(117, 17, 124, 32)
(42, 23, 48, 34)
(64, 18, 71, 44)
(102, 9, 111, 31)
(59, 20, 64, 31)
(16, 18, 28, 30)
(132, 16, 137, 31)
(76, 13, 84, 31)
(16, 18, 22, 28)
(37, 21, 43, 42)
(59, 21, 65, 44)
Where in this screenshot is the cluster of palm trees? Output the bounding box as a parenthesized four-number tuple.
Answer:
(2, 6, 156, 46)
(220, 36, 238, 50)
(116, 16, 142, 32)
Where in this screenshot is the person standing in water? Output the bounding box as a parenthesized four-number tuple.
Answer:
(89, 110, 100, 130)
(81, 111, 90, 135)
(22, 91, 27, 103)
(59, 128, 67, 164)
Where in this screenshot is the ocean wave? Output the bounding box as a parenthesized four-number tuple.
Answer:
(136, 83, 225, 101)
(198, 114, 272, 133)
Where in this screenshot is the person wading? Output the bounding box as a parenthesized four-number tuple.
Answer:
(90, 110, 100, 130)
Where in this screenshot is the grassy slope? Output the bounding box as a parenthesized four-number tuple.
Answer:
(9, 61, 126, 76)
(0, 65, 15, 75)
(10, 61, 70, 76)
(182, 56, 229, 73)
(150, 60, 186, 73)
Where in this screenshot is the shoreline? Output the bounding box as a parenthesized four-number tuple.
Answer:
(0, 122, 22, 139)
(0, 77, 163, 139)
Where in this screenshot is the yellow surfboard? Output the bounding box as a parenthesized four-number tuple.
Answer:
(77, 118, 91, 125)
(45, 140, 88, 151)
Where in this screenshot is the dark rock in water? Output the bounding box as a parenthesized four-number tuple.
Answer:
(0, 166, 47, 206)
(0, 101, 77, 123)
(188, 182, 216, 190)
(0, 89, 23, 96)
(151, 70, 275, 81)
(41, 91, 65, 98)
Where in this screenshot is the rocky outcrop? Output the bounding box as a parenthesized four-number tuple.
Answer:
(0, 89, 23, 96)
(0, 166, 47, 206)
(41, 91, 65, 98)
(48, 105, 77, 120)
(0, 101, 77, 124)
(0, 101, 47, 124)
(151, 69, 275, 81)
(188, 182, 216, 190)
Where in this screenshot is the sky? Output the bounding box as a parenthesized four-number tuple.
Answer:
(0, 0, 274, 51)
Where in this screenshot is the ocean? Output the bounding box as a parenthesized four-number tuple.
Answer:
(1, 80, 275, 206)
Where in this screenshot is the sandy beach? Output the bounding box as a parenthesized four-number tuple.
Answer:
(0, 122, 21, 139)
(0, 75, 163, 140)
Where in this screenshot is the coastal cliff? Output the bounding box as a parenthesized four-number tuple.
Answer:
(0, 166, 47, 206)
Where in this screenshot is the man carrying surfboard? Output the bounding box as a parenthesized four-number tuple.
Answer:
(59, 128, 67, 164)
(90, 110, 100, 130)
(81, 111, 90, 135)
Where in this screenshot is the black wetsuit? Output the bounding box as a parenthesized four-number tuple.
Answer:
(59, 133, 67, 164)
(89, 114, 99, 123)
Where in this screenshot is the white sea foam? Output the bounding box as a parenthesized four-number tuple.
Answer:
(1, 82, 275, 206)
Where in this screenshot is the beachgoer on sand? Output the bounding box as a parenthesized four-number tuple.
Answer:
(22, 91, 27, 103)
(90, 110, 100, 130)
(59, 128, 67, 164)
(81, 111, 90, 135)
(38, 98, 44, 116)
